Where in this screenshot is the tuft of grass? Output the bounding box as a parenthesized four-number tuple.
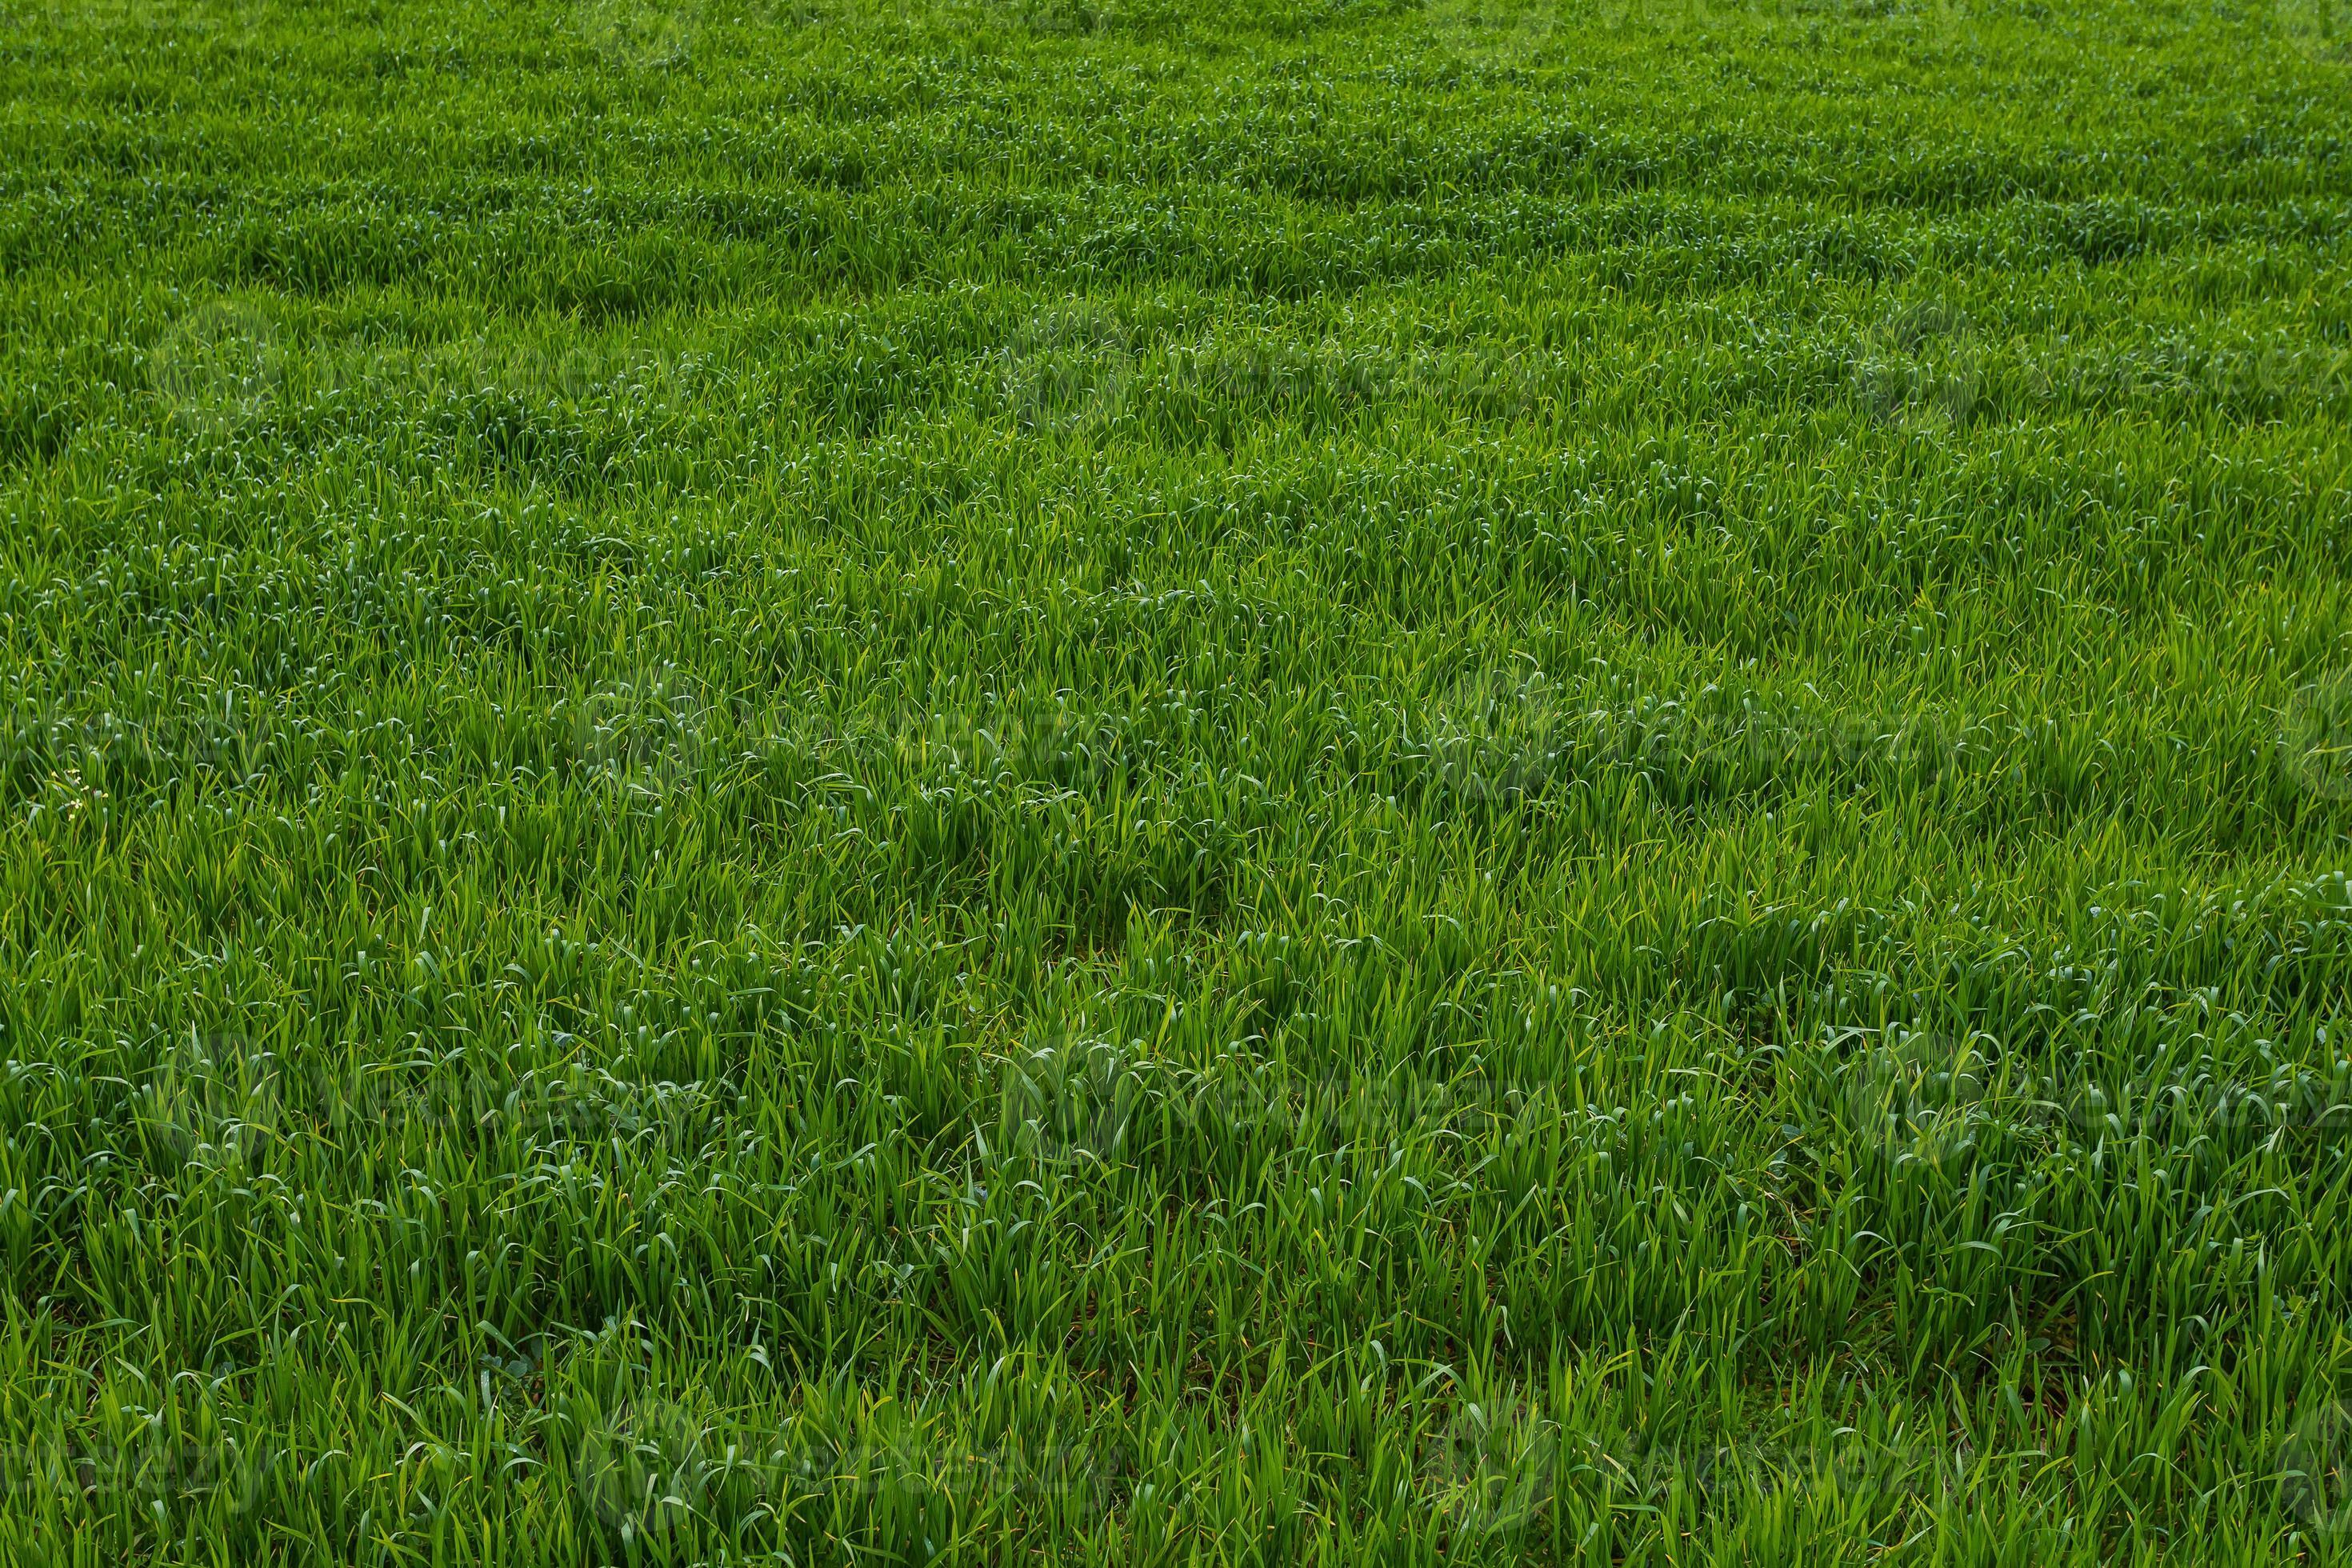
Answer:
(2, 0, 2350, 1561)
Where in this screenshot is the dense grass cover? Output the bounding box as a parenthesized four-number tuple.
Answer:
(3, 0, 2351, 1560)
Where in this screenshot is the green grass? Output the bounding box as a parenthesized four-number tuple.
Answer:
(3, 0, 2351, 1560)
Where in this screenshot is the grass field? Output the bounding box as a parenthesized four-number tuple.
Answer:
(3, 0, 2352, 1560)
